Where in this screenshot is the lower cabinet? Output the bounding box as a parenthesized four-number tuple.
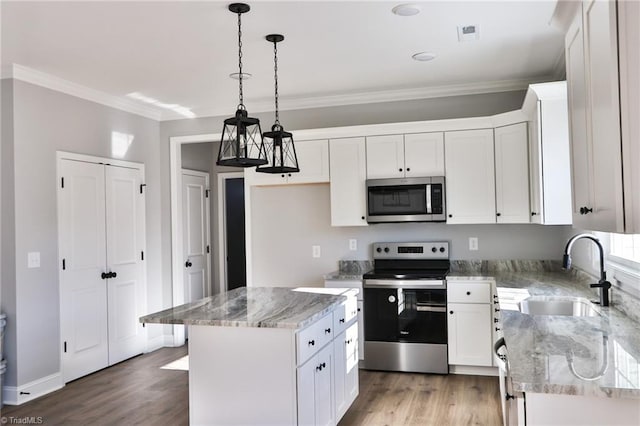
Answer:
(333, 322, 359, 422)
(298, 344, 334, 426)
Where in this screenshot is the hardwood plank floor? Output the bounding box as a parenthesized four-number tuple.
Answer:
(2, 347, 501, 425)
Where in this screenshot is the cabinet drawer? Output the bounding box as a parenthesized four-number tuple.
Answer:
(448, 282, 491, 303)
(333, 296, 358, 335)
(297, 313, 334, 365)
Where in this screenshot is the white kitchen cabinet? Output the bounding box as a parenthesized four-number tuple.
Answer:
(494, 122, 530, 224)
(564, 0, 625, 232)
(447, 280, 493, 367)
(523, 82, 573, 225)
(329, 137, 368, 227)
(324, 280, 364, 361)
(444, 129, 496, 224)
(246, 139, 329, 186)
(366, 133, 444, 179)
(333, 322, 359, 422)
(298, 343, 334, 426)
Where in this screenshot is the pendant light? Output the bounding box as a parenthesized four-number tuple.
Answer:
(256, 34, 300, 174)
(216, 3, 267, 168)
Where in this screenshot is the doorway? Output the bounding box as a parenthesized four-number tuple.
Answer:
(218, 175, 247, 291)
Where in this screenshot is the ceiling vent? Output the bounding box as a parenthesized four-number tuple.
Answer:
(457, 25, 480, 42)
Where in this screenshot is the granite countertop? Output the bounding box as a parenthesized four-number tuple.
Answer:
(491, 271, 640, 399)
(324, 260, 373, 281)
(139, 287, 345, 329)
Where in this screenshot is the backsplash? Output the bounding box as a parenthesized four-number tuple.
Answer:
(450, 260, 564, 274)
(338, 260, 374, 275)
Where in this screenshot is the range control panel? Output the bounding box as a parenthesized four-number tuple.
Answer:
(372, 242, 450, 260)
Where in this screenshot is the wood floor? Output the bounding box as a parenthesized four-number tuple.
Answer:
(2, 346, 501, 425)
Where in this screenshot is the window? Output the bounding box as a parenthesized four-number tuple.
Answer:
(607, 233, 640, 294)
(609, 233, 640, 266)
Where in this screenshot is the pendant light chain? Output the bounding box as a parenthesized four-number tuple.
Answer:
(237, 11, 244, 109)
(273, 40, 280, 128)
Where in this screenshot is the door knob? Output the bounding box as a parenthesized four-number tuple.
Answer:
(185, 260, 193, 268)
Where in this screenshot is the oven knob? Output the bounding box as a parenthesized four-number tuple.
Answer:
(431, 247, 437, 253)
(376, 247, 382, 253)
(388, 295, 396, 303)
(439, 247, 445, 253)
(384, 247, 390, 253)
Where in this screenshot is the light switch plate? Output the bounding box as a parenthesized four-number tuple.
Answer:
(469, 237, 479, 251)
(312, 245, 321, 258)
(349, 239, 357, 251)
(28, 252, 41, 268)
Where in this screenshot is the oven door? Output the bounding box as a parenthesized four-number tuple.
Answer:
(364, 285, 447, 344)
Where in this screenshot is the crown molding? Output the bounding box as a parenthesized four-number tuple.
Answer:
(159, 76, 552, 121)
(5, 64, 163, 121)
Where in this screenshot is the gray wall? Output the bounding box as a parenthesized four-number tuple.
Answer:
(251, 185, 571, 287)
(1, 80, 163, 388)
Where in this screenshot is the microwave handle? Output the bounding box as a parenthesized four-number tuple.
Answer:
(426, 184, 432, 214)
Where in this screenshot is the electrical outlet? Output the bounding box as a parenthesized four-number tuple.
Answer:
(312, 245, 321, 258)
(349, 239, 357, 251)
(469, 237, 479, 251)
(28, 252, 41, 268)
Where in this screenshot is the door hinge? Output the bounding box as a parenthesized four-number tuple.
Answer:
(63, 341, 67, 353)
(206, 245, 210, 254)
(61, 177, 65, 188)
(140, 183, 146, 194)
(205, 189, 210, 198)
(62, 259, 66, 270)
(141, 251, 144, 261)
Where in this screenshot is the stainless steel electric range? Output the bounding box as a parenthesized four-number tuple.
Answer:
(362, 241, 450, 374)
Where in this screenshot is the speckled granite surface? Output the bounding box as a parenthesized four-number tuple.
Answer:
(493, 271, 640, 398)
(324, 260, 373, 280)
(139, 287, 345, 329)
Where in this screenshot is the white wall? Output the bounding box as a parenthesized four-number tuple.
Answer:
(1, 79, 163, 389)
(251, 185, 571, 287)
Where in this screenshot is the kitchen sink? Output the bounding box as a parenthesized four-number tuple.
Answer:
(518, 296, 601, 317)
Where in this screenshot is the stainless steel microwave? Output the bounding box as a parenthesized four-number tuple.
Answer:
(366, 177, 446, 223)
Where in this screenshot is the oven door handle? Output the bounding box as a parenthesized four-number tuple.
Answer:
(364, 279, 445, 289)
(416, 305, 446, 313)
(426, 183, 432, 214)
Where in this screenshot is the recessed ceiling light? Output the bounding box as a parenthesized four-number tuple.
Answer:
(457, 25, 480, 42)
(229, 72, 252, 80)
(392, 4, 421, 16)
(412, 52, 436, 62)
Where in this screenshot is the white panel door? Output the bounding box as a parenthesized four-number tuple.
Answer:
(494, 123, 530, 224)
(329, 137, 368, 227)
(182, 170, 210, 303)
(105, 165, 146, 365)
(59, 159, 109, 383)
(365, 135, 404, 179)
(444, 129, 497, 224)
(404, 132, 445, 176)
(289, 139, 330, 184)
(447, 303, 492, 366)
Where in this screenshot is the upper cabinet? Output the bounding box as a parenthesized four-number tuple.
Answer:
(522, 82, 573, 225)
(245, 139, 329, 186)
(366, 133, 444, 179)
(329, 137, 368, 227)
(564, 0, 639, 233)
(445, 129, 497, 224)
(494, 123, 531, 224)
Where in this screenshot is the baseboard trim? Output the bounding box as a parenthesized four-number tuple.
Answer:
(449, 365, 499, 376)
(3, 372, 64, 406)
(145, 334, 181, 353)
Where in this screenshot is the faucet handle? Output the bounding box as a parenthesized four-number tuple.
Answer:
(590, 280, 612, 289)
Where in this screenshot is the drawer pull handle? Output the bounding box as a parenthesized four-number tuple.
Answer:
(494, 318, 499, 323)
(495, 308, 500, 312)
(325, 328, 331, 334)
(339, 318, 345, 323)
(466, 291, 471, 295)
(357, 308, 361, 312)
(495, 327, 501, 332)
(449, 311, 454, 314)
(308, 340, 315, 346)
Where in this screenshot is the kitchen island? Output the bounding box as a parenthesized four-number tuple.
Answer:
(140, 287, 359, 426)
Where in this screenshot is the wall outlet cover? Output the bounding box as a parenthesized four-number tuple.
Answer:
(312, 245, 321, 258)
(469, 237, 479, 251)
(349, 239, 357, 251)
(28, 251, 41, 268)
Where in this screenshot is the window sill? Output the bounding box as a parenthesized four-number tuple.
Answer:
(607, 257, 640, 298)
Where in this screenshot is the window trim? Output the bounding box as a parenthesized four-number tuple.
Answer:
(607, 251, 640, 298)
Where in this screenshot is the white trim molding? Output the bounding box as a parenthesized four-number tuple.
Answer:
(217, 172, 245, 294)
(3, 372, 64, 406)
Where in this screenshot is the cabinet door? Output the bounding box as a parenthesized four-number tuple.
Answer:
(329, 137, 368, 226)
(404, 132, 445, 176)
(297, 357, 316, 426)
(244, 165, 286, 186)
(582, 0, 624, 232)
(366, 135, 404, 179)
(289, 139, 330, 184)
(494, 123, 530, 224)
(444, 129, 496, 224)
(566, 8, 593, 228)
(315, 344, 334, 426)
(528, 102, 544, 223)
(333, 331, 347, 421)
(344, 322, 359, 406)
(447, 303, 492, 366)
(357, 300, 364, 361)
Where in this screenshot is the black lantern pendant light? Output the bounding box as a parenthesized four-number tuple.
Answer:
(216, 3, 267, 168)
(256, 34, 300, 174)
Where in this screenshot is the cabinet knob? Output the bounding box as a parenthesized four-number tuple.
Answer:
(495, 308, 500, 312)
(321, 362, 326, 368)
(495, 327, 502, 332)
(580, 206, 594, 215)
(531, 212, 537, 216)
(357, 308, 361, 312)
(496, 213, 502, 217)
(361, 216, 365, 220)
(185, 260, 192, 268)
(399, 168, 403, 172)
(339, 318, 345, 323)
(308, 340, 315, 346)
(281, 174, 285, 178)
(101, 272, 108, 280)
(288, 173, 292, 177)
(406, 167, 411, 172)
(448, 214, 453, 218)
(466, 291, 471, 296)
(449, 311, 454, 314)
(494, 318, 499, 323)
(111, 271, 117, 279)
(325, 328, 331, 334)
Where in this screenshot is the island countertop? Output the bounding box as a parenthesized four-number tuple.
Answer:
(139, 287, 346, 329)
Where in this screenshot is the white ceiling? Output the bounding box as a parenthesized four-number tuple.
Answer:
(1, 1, 565, 120)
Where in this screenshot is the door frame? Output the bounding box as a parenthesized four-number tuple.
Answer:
(182, 168, 212, 299)
(217, 172, 244, 293)
(56, 151, 147, 380)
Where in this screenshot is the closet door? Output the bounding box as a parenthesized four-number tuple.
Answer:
(59, 159, 109, 383)
(105, 165, 146, 365)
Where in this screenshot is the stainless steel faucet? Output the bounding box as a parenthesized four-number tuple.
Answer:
(562, 233, 611, 307)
